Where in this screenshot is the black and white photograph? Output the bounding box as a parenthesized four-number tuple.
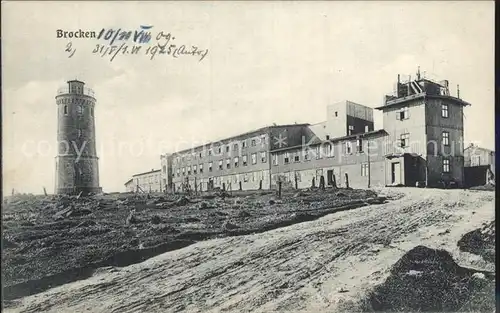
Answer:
(1, 1, 495, 312)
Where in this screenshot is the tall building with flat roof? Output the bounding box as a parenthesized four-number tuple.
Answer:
(375, 69, 470, 187)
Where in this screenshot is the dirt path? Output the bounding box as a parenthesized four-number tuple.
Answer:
(4, 188, 495, 313)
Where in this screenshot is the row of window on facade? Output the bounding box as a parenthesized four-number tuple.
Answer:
(174, 157, 452, 186)
(398, 131, 450, 148)
(71, 86, 83, 94)
(174, 152, 268, 177)
(176, 171, 266, 187)
(58, 97, 92, 106)
(63, 104, 93, 117)
(358, 158, 451, 177)
(173, 141, 370, 178)
(396, 103, 449, 121)
(173, 135, 268, 165)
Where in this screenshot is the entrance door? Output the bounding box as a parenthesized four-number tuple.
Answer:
(327, 170, 334, 186)
(391, 162, 401, 184)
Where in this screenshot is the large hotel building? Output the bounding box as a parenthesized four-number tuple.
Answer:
(153, 71, 471, 192)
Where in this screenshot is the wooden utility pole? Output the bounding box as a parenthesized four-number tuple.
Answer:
(367, 139, 371, 188)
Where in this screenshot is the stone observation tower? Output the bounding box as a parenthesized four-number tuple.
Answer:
(55, 80, 101, 195)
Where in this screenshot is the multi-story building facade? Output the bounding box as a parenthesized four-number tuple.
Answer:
(128, 169, 162, 193)
(124, 178, 135, 192)
(161, 70, 471, 192)
(166, 125, 314, 193)
(160, 153, 173, 193)
(375, 71, 470, 187)
(163, 100, 376, 192)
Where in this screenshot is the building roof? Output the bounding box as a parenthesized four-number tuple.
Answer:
(171, 123, 310, 155)
(375, 93, 471, 110)
(464, 145, 495, 153)
(132, 169, 161, 177)
(271, 129, 388, 153)
(67, 79, 85, 84)
(124, 178, 133, 185)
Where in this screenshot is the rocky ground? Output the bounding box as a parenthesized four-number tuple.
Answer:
(2, 187, 495, 312)
(2, 187, 385, 301)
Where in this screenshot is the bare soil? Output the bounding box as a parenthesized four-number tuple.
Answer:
(2, 187, 495, 313)
(2, 187, 382, 301)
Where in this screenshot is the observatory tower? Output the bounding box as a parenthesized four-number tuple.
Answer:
(55, 80, 101, 195)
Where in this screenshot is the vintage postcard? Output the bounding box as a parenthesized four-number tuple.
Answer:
(2, 1, 495, 312)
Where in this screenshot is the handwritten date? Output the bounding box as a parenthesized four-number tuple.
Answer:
(92, 43, 209, 62)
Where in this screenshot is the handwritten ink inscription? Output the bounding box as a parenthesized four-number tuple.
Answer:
(61, 25, 209, 62)
(91, 43, 209, 62)
(65, 42, 76, 58)
(97, 25, 153, 45)
(59, 25, 209, 62)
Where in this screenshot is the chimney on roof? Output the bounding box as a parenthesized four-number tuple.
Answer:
(416, 66, 421, 80)
(457, 84, 460, 99)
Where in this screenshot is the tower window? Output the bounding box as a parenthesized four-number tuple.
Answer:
(345, 142, 352, 154)
(361, 163, 369, 176)
(400, 133, 410, 148)
(77, 129, 82, 138)
(64, 105, 68, 115)
(357, 138, 363, 152)
(442, 131, 449, 146)
(441, 104, 449, 118)
(90, 107, 94, 117)
(261, 151, 267, 163)
(77, 105, 83, 115)
(443, 158, 450, 173)
(251, 153, 257, 164)
(396, 107, 410, 120)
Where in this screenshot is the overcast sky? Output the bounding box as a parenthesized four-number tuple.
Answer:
(2, 1, 494, 194)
